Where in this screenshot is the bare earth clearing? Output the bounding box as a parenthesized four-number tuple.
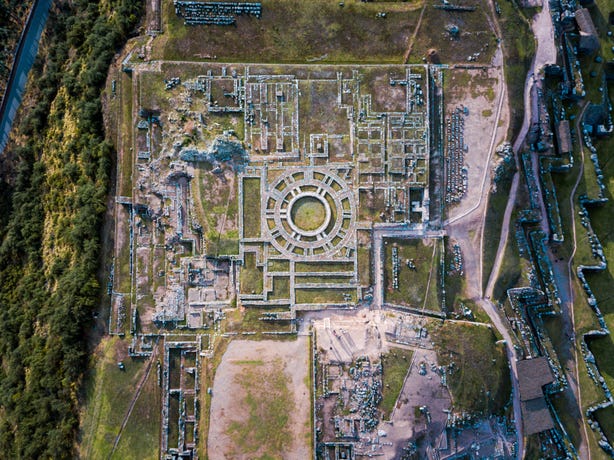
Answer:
(208, 338, 310, 459)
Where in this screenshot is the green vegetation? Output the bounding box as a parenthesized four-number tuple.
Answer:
(0, 1, 141, 456)
(295, 288, 356, 304)
(269, 276, 290, 300)
(242, 177, 261, 238)
(380, 348, 413, 419)
(491, 227, 523, 301)
(291, 196, 327, 231)
(408, 0, 497, 64)
(268, 259, 290, 272)
(192, 168, 239, 256)
(431, 322, 510, 415)
(295, 261, 354, 272)
(240, 252, 263, 295)
(159, 0, 423, 63)
(496, 0, 536, 138)
(226, 358, 293, 458)
(80, 338, 160, 459)
(357, 246, 371, 286)
(226, 309, 293, 334)
(482, 155, 517, 294)
(384, 238, 442, 311)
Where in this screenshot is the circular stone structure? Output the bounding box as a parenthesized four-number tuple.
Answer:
(264, 168, 356, 259)
(287, 192, 331, 236)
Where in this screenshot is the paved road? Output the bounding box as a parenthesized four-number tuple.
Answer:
(0, 0, 53, 154)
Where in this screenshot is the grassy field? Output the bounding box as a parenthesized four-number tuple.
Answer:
(380, 348, 413, 419)
(242, 177, 261, 239)
(269, 276, 290, 300)
(431, 322, 510, 415)
(295, 288, 356, 304)
(112, 353, 161, 459)
(580, 128, 614, 448)
(408, 0, 497, 64)
(384, 238, 442, 311)
(226, 358, 292, 458)
(79, 337, 159, 459)
(482, 157, 517, 294)
(357, 246, 371, 286)
(295, 261, 354, 272)
(240, 252, 263, 295)
(119, 71, 134, 197)
(496, 0, 536, 139)
(157, 0, 423, 63)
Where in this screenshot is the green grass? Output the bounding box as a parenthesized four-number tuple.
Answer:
(496, 0, 536, 139)
(380, 348, 413, 419)
(357, 246, 371, 286)
(291, 196, 327, 231)
(242, 178, 261, 239)
(482, 159, 516, 293)
(159, 0, 424, 63)
(226, 358, 293, 458)
(79, 337, 153, 459)
(384, 238, 442, 311)
(268, 259, 290, 272)
(269, 276, 290, 300)
(240, 252, 263, 295)
(119, 71, 133, 197)
(112, 353, 161, 459)
(225, 309, 292, 334)
(295, 261, 354, 273)
(491, 227, 523, 301)
(408, 0, 497, 64)
(295, 288, 355, 304)
(431, 322, 510, 415)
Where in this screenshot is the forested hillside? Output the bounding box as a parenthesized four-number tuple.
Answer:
(0, 1, 141, 457)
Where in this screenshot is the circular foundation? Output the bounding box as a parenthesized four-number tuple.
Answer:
(264, 168, 356, 259)
(287, 193, 332, 237)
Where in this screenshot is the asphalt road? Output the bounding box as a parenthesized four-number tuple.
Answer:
(0, 0, 53, 154)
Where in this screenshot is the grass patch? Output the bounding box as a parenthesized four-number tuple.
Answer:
(357, 246, 371, 286)
(269, 276, 290, 300)
(431, 322, 510, 415)
(159, 0, 423, 63)
(240, 252, 263, 295)
(295, 261, 354, 272)
(384, 237, 442, 311)
(491, 227, 523, 301)
(409, 0, 497, 64)
(496, 0, 536, 139)
(268, 259, 290, 272)
(380, 348, 413, 419)
(226, 358, 293, 458)
(242, 177, 261, 238)
(295, 288, 355, 304)
(482, 159, 516, 293)
(79, 337, 151, 459)
(119, 71, 134, 197)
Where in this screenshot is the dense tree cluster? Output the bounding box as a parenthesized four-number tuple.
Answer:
(0, 1, 141, 457)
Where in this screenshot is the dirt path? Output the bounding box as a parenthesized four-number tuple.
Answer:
(402, 1, 427, 64)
